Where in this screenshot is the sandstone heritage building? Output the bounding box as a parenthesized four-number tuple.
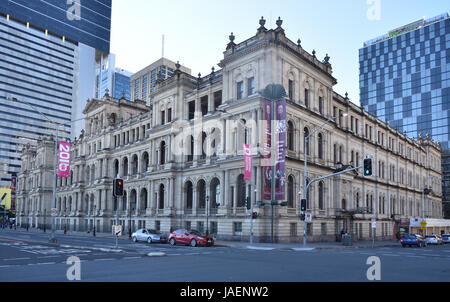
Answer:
(16, 18, 445, 242)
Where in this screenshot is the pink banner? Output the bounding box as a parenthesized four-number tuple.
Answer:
(244, 144, 252, 181)
(58, 141, 71, 178)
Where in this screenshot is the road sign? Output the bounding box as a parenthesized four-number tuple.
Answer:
(371, 216, 376, 229)
(50, 208, 58, 217)
(305, 213, 312, 222)
(113, 225, 122, 236)
(420, 220, 427, 230)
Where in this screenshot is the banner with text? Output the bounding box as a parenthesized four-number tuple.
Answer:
(58, 141, 71, 178)
(263, 99, 273, 200)
(244, 144, 252, 181)
(274, 99, 286, 201)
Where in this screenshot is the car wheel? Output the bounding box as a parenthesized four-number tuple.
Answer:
(190, 239, 197, 247)
(147, 237, 152, 244)
(402, 244, 406, 248)
(132, 236, 137, 242)
(169, 238, 176, 246)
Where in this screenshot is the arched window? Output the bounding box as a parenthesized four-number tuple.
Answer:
(342, 199, 346, 210)
(210, 178, 220, 209)
(318, 181, 324, 210)
(159, 184, 164, 209)
(113, 159, 119, 178)
(200, 132, 207, 159)
(306, 178, 311, 209)
(160, 141, 166, 165)
(185, 181, 193, 209)
(287, 175, 294, 208)
(132, 154, 138, 174)
(197, 180, 206, 209)
(130, 189, 137, 212)
(356, 192, 360, 208)
(287, 121, 294, 151)
(318, 133, 323, 159)
(123, 157, 128, 177)
(141, 152, 149, 173)
(319, 96, 324, 115)
(304, 127, 310, 156)
(187, 135, 194, 162)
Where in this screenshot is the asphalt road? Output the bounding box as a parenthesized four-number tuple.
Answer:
(0, 230, 449, 282)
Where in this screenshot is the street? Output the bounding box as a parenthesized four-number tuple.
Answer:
(0, 230, 449, 282)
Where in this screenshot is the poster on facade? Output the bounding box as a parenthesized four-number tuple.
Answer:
(274, 99, 286, 201)
(263, 99, 272, 201)
(0, 187, 11, 210)
(58, 141, 71, 178)
(244, 144, 252, 181)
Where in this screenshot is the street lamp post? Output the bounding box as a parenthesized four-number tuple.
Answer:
(206, 196, 209, 235)
(129, 203, 132, 238)
(302, 113, 347, 247)
(93, 205, 96, 237)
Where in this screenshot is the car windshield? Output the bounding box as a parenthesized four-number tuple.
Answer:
(147, 229, 160, 234)
(403, 235, 415, 239)
(425, 236, 435, 238)
(189, 230, 202, 236)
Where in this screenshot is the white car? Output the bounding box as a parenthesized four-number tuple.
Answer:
(425, 235, 443, 245)
(131, 229, 167, 244)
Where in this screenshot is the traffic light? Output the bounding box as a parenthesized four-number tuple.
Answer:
(300, 213, 306, 221)
(300, 199, 307, 212)
(113, 178, 124, 196)
(279, 202, 288, 207)
(252, 212, 258, 219)
(363, 158, 372, 176)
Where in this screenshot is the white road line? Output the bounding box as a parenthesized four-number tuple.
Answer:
(37, 256, 61, 259)
(3, 257, 31, 261)
(381, 254, 400, 257)
(123, 257, 141, 260)
(168, 254, 182, 256)
(406, 255, 425, 258)
(28, 262, 56, 266)
(0, 265, 12, 268)
(93, 258, 115, 261)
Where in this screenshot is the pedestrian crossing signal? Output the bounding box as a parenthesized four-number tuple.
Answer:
(300, 199, 306, 212)
(363, 158, 372, 176)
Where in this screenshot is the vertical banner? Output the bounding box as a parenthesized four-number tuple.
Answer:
(263, 100, 272, 201)
(275, 99, 286, 201)
(244, 144, 252, 181)
(10, 176, 16, 211)
(58, 141, 71, 178)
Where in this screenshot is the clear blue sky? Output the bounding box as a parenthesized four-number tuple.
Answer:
(110, 0, 449, 105)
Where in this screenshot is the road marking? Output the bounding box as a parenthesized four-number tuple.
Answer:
(28, 262, 56, 266)
(0, 265, 12, 268)
(381, 254, 400, 257)
(123, 256, 141, 260)
(37, 256, 61, 259)
(406, 255, 425, 258)
(3, 257, 31, 261)
(168, 254, 182, 256)
(94, 258, 115, 261)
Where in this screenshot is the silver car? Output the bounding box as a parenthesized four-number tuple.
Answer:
(131, 229, 166, 243)
(442, 234, 450, 244)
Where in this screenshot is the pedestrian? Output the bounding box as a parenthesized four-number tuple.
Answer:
(64, 226, 67, 235)
(26, 224, 29, 231)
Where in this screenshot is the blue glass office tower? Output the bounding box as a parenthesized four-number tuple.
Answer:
(112, 70, 132, 100)
(0, 1, 111, 186)
(359, 13, 450, 217)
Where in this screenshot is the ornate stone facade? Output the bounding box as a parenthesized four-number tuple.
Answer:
(16, 18, 443, 242)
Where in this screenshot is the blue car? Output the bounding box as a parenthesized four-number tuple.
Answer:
(400, 234, 427, 248)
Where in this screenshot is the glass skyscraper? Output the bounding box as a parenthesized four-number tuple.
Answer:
(0, 1, 111, 187)
(359, 13, 450, 217)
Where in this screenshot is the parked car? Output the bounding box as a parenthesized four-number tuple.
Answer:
(168, 229, 214, 247)
(425, 235, 443, 245)
(400, 234, 427, 247)
(132, 229, 167, 243)
(442, 234, 450, 244)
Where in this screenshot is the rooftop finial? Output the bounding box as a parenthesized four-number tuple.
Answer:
(312, 50, 316, 58)
(323, 53, 330, 64)
(229, 32, 235, 43)
(175, 61, 180, 70)
(257, 16, 267, 33)
(297, 39, 301, 47)
(345, 92, 349, 99)
(276, 16, 283, 28)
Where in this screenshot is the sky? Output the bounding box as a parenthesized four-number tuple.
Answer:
(110, 0, 449, 106)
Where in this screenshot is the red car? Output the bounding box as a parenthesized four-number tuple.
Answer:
(168, 229, 214, 247)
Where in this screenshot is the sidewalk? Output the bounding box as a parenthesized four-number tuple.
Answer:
(4, 227, 399, 251)
(214, 239, 400, 251)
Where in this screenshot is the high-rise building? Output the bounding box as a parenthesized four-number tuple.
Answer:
(131, 58, 191, 104)
(359, 13, 450, 217)
(95, 53, 132, 100)
(0, 1, 112, 187)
